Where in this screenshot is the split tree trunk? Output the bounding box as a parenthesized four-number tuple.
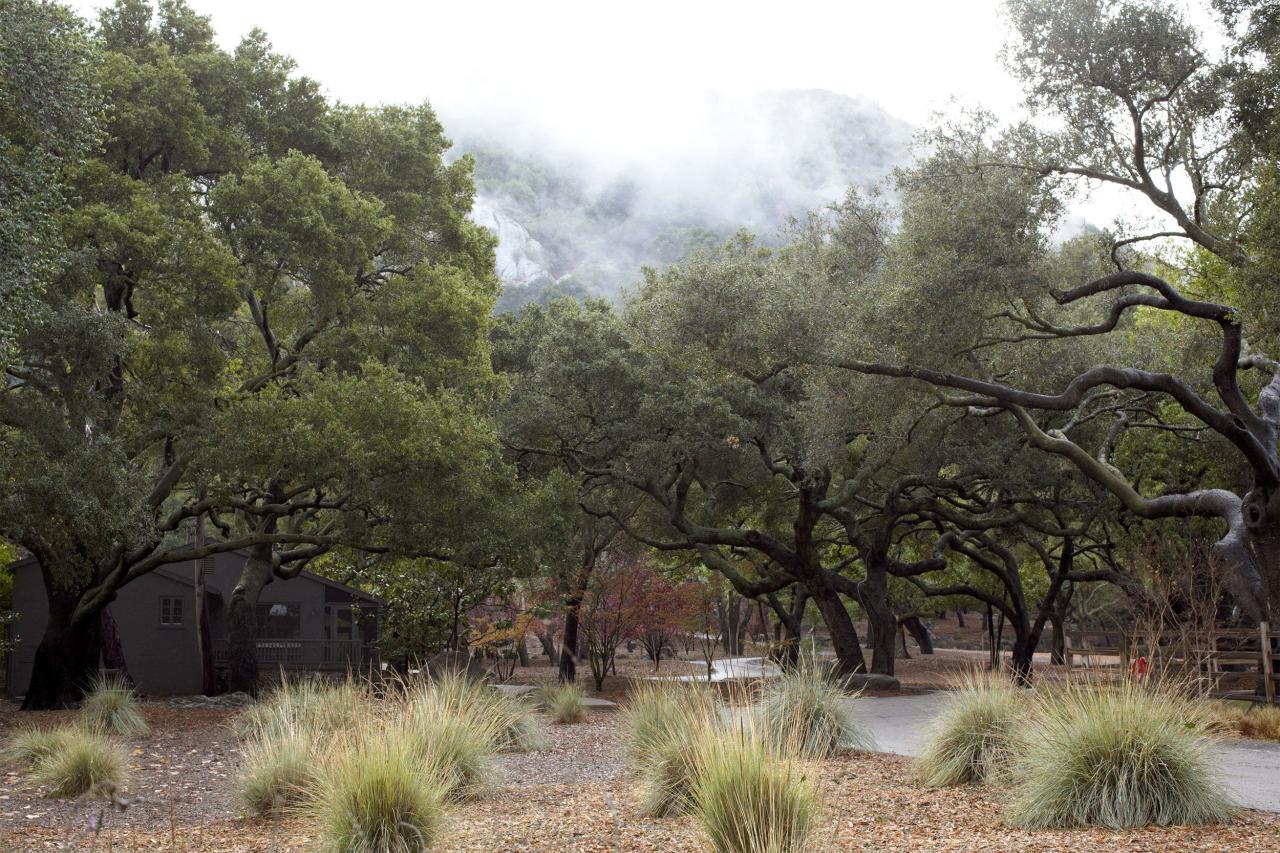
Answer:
(226, 542, 273, 695)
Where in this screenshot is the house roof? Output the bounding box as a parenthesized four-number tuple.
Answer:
(6, 551, 383, 607)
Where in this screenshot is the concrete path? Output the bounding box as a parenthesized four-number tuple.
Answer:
(662, 656, 781, 682)
(847, 692, 1280, 813)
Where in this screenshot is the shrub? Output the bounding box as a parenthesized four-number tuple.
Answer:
(692, 718, 818, 853)
(1006, 680, 1235, 829)
(1209, 702, 1280, 741)
(80, 673, 148, 737)
(5, 727, 77, 768)
(239, 731, 315, 817)
(537, 682, 586, 725)
(312, 729, 448, 853)
(622, 682, 721, 817)
(758, 666, 875, 758)
(29, 729, 128, 798)
(915, 671, 1027, 786)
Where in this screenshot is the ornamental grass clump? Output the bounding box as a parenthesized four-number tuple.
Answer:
(5, 727, 78, 768)
(1006, 680, 1234, 829)
(622, 681, 722, 817)
(915, 670, 1027, 786)
(691, 715, 818, 853)
(423, 673, 547, 750)
(235, 676, 371, 744)
(311, 728, 449, 853)
(402, 681, 501, 800)
(537, 681, 586, 725)
(238, 730, 315, 817)
(80, 673, 148, 737)
(758, 666, 875, 758)
(29, 728, 128, 798)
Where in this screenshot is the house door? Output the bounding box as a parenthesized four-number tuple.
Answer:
(327, 606, 357, 665)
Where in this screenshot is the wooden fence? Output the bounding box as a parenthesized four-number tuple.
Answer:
(1065, 623, 1279, 703)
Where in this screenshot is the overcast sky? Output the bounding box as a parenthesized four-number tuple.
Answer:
(69, 0, 1217, 230)
(70, 1, 1024, 145)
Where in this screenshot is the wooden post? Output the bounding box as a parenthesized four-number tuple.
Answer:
(1262, 621, 1275, 705)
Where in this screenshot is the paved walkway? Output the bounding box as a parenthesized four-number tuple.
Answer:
(847, 692, 1280, 813)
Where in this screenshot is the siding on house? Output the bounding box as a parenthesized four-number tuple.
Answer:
(4, 551, 381, 699)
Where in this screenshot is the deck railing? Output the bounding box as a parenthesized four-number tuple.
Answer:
(212, 638, 379, 672)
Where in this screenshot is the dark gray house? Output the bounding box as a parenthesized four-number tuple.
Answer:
(4, 551, 382, 699)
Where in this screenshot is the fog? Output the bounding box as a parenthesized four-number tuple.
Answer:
(66, 0, 1224, 301)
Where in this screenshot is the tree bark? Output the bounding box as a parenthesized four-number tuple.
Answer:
(809, 583, 867, 675)
(902, 615, 934, 654)
(858, 560, 897, 675)
(21, 584, 103, 709)
(226, 541, 273, 695)
(559, 594, 582, 683)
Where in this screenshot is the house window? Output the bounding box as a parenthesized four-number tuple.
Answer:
(159, 596, 184, 627)
(256, 602, 301, 639)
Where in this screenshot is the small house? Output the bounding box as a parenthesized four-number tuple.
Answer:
(4, 551, 382, 699)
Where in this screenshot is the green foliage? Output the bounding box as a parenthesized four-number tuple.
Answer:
(0, 0, 102, 355)
(758, 666, 875, 758)
(915, 672, 1028, 786)
(312, 729, 448, 853)
(1006, 681, 1234, 829)
(691, 718, 818, 853)
(80, 673, 149, 737)
(29, 728, 128, 798)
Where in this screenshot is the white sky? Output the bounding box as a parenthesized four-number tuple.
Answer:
(69, 0, 1219, 231)
(70, 0, 1022, 141)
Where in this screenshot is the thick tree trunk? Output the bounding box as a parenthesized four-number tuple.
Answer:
(226, 542, 273, 695)
(1010, 627, 1039, 685)
(809, 583, 866, 675)
(902, 615, 934, 654)
(859, 561, 896, 676)
(22, 593, 103, 710)
(955, 608, 966, 628)
(559, 596, 582, 684)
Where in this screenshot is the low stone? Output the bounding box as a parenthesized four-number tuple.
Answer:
(843, 673, 900, 692)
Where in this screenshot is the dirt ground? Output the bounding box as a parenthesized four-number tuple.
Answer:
(4, 685, 1280, 853)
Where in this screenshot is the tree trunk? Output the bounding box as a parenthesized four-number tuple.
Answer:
(21, 586, 103, 709)
(226, 542, 273, 695)
(536, 629, 557, 663)
(902, 615, 934, 654)
(559, 595, 582, 684)
(100, 605, 131, 678)
(955, 608, 966, 628)
(858, 561, 896, 676)
(1010, 626, 1039, 685)
(516, 636, 530, 667)
(898, 622, 910, 659)
(809, 583, 866, 675)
